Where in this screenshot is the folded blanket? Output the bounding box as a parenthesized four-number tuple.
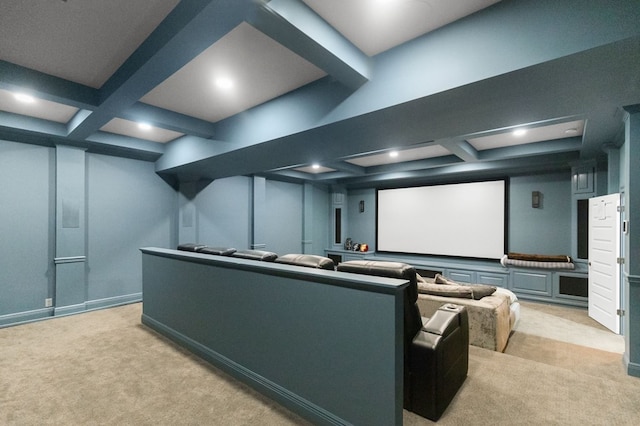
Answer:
(501, 255, 575, 270)
(507, 252, 572, 263)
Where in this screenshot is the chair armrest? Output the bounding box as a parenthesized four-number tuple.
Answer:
(422, 303, 466, 337)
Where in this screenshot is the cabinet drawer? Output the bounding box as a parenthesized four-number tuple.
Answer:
(477, 272, 508, 288)
(511, 271, 551, 296)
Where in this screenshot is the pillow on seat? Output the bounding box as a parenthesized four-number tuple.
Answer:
(417, 282, 473, 299)
(434, 274, 458, 286)
(469, 284, 497, 300)
(424, 273, 496, 300)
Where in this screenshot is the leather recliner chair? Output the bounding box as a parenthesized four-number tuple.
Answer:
(337, 260, 469, 421)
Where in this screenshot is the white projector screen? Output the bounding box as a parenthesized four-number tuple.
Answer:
(377, 180, 506, 259)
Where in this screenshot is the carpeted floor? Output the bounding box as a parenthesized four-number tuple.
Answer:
(513, 300, 625, 353)
(1, 302, 639, 425)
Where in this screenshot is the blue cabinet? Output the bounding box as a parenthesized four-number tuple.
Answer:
(510, 270, 552, 297)
(477, 272, 509, 288)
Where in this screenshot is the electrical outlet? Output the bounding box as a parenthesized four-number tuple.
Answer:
(45, 298, 53, 308)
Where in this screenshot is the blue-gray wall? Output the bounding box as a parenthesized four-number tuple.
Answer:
(0, 140, 176, 326)
(508, 172, 572, 254)
(265, 180, 303, 254)
(177, 176, 329, 257)
(0, 141, 54, 318)
(0, 138, 577, 328)
(86, 153, 177, 301)
(346, 188, 377, 252)
(195, 176, 252, 248)
(305, 183, 331, 256)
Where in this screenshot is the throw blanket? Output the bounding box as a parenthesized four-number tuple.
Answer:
(507, 252, 572, 263)
(501, 253, 575, 270)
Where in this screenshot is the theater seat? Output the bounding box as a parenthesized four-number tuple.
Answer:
(337, 260, 469, 421)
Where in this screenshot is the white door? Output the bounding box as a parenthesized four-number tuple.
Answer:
(588, 193, 621, 334)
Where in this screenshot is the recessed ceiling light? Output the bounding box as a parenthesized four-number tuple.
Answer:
(215, 77, 234, 90)
(513, 129, 527, 136)
(138, 122, 152, 131)
(565, 128, 578, 134)
(14, 93, 35, 103)
(389, 150, 399, 158)
(312, 163, 320, 169)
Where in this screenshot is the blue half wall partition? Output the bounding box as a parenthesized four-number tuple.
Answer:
(141, 248, 406, 426)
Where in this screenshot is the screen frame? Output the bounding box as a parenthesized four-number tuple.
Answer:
(375, 178, 509, 261)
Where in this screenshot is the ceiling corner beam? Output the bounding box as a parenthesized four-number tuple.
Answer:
(122, 103, 217, 139)
(0, 61, 98, 109)
(249, 0, 371, 90)
(324, 160, 366, 175)
(439, 139, 479, 162)
(478, 137, 583, 161)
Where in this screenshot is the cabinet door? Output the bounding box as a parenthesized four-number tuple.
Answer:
(554, 273, 588, 307)
(511, 270, 552, 296)
(477, 272, 508, 288)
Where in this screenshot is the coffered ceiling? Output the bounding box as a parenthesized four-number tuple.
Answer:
(1, 0, 639, 187)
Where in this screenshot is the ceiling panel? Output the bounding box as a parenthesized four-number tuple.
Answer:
(467, 120, 585, 151)
(140, 22, 327, 123)
(302, 0, 501, 56)
(0, 0, 179, 88)
(294, 165, 337, 174)
(0, 88, 78, 123)
(346, 144, 451, 167)
(100, 118, 183, 143)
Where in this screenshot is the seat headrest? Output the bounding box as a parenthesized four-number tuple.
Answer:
(337, 260, 418, 301)
(197, 246, 237, 256)
(231, 249, 278, 262)
(177, 243, 207, 252)
(274, 254, 335, 270)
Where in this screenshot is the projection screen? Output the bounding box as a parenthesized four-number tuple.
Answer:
(377, 180, 506, 259)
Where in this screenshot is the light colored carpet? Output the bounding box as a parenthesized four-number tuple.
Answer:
(2, 302, 639, 425)
(0, 304, 309, 426)
(514, 300, 625, 353)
